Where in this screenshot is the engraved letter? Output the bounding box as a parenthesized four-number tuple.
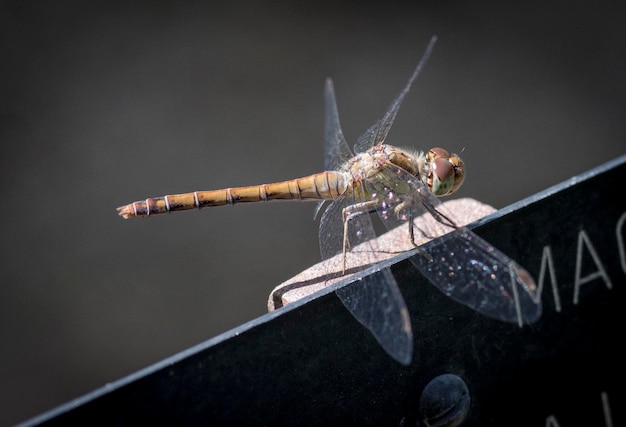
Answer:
(538, 246, 561, 312)
(574, 230, 613, 305)
(617, 212, 626, 275)
(602, 391, 613, 427)
(545, 415, 560, 427)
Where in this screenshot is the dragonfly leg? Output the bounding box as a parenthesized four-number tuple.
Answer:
(411, 236, 434, 262)
(420, 199, 458, 229)
(341, 200, 379, 274)
(411, 198, 457, 265)
(402, 202, 435, 263)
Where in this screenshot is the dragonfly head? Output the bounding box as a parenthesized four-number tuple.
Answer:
(424, 147, 465, 196)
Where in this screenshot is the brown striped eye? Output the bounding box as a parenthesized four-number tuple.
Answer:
(426, 147, 465, 196)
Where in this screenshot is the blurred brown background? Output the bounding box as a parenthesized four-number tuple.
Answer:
(1, 1, 624, 424)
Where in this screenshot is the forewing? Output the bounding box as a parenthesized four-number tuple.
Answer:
(353, 36, 437, 154)
(323, 78, 353, 171)
(365, 163, 541, 326)
(411, 228, 542, 326)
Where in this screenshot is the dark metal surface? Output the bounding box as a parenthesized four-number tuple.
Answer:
(18, 154, 625, 426)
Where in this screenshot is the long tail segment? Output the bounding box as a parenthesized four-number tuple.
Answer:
(116, 171, 348, 218)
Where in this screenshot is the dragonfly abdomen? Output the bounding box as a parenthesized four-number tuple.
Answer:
(260, 171, 348, 201)
(116, 171, 349, 218)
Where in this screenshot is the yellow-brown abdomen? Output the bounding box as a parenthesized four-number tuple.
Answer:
(116, 171, 350, 218)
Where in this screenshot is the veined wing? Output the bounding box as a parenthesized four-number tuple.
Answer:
(319, 70, 413, 366)
(366, 161, 542, 326)
(336, 268, 413, 366)
(323, 79, 354, 171)
(319, 191, 414, 366)
(314, 79, 354, 220)
(412, 227, 542, 326)
(353, 36, 438, 154)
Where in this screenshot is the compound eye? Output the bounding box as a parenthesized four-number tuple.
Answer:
(433, 158, 454, 182)
(428, 147, 451, 159)
(425, 147, 465, 196)
(429, 158, 456, 196)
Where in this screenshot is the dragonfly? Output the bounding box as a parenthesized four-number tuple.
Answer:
(117, 36, 542, 365)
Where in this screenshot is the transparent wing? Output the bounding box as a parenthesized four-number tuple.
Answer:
(319, 195, 413, 365)
(365, 163, 542, 325)
(353, 36, 437, 154)
(318, 194, 377, 264)
(320, 81, 414, 365)
(323, 78, 354, 171)
(412, 228, 542, 326)
(314, 78, 356, 220)
(336, 269, 413, 366)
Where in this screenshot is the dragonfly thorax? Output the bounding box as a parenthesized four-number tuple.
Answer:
(353, 144, 465, 198)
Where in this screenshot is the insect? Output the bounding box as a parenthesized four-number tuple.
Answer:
(118, 36, 541, 365)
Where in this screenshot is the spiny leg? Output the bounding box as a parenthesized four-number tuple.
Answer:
(420, 198, 458, 230)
